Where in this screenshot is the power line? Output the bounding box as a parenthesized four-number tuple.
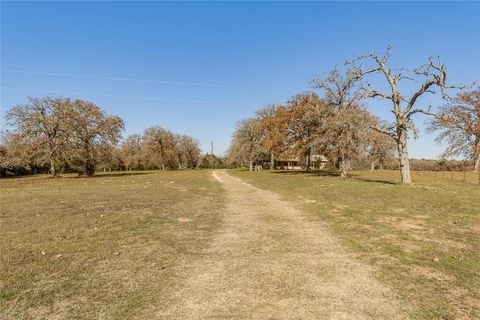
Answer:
(1, 85, 251, 106)
(1, 69, 239, 88)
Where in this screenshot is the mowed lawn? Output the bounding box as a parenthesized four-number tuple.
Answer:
(0, 171, 225, 319)
(230, 169, 480, 320)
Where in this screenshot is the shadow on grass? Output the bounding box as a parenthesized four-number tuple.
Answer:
(81, 171, 157, 178)
(268, 169, 399, 185)
(1, 171, 158, 180)
(270, 169, 340, 177)
(349, 175, 399, 185)
(0, 174, 39, 180)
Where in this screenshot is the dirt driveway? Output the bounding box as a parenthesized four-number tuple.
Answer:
(160, 170, 406, 319)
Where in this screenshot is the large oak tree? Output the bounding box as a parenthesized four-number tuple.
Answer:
(68, 99, 124, 176)
(6, 97, 72, 177)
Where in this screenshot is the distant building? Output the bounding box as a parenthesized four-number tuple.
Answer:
(275, 154, 328, 170)
(311, 154, 329, 169)
(275, 157, 302, 170)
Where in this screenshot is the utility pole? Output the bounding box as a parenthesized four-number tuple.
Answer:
(211, 141, 214, 155)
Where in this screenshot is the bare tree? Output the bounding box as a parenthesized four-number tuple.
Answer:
(428, 88, 480, 171)
(120, 134, 143, 171)
(120, 130, 199, 171)
(68, 99, 124, 176)
(0, 132, 45, 175)
(313, 68, 368, 177)
(177, 135, 201, 169)
(174, 134, 186, 169)
(141, 127, 178, 170)
(6, 97, 71, 177)
(230, 118, 264, 171)
(97, 143, 121, 172)
(352, 46, 463, 184)
(226, 137, 245, 168)
(4, 96, 203, 175)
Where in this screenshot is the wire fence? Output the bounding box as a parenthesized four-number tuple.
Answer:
(413, 170, 480, 185)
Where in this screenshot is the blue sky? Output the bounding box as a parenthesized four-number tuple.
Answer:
(1, 1, 479, 158)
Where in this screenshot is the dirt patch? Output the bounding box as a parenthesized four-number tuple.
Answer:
(410, 265, 452, 281)
(381, 216, 425, 231)
(334, 203, 349, 210)
(409, 233, 469, 250)
(298, 195, 317, 204)
(26, 306, 49, 319)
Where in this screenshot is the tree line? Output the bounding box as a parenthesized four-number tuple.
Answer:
(228, 48, 479, 183)
(1, 97, 202, 177)
(1, 49, 478, 183)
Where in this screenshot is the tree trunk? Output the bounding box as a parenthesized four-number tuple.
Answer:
(50, 159, 58, 178)
(339, 157, 348, 178)
(474, 146, 480, 172)
(270, 153, 275, 170)
(305, 148, 311, 172)
(397, 131, 412, 184)
(370, 160, 376, 171)
(249, 159, 253, 171)
(83, 159, 95, 176)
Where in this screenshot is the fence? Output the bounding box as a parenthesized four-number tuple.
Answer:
(412, 170, 480, 185)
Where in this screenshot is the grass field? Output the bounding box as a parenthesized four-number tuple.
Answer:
(1, 169, 479, 319)
(0, 171, 225, 319)
(230, 169, 480, 320)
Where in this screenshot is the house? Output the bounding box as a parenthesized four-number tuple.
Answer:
(275, 154, 329, 170)
(311, 154, 329, 169)
(275, 157, 302, 170)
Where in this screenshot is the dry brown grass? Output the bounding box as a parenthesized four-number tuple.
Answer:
(0, 170, 225, 319)
(2, 168, 478, 319)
